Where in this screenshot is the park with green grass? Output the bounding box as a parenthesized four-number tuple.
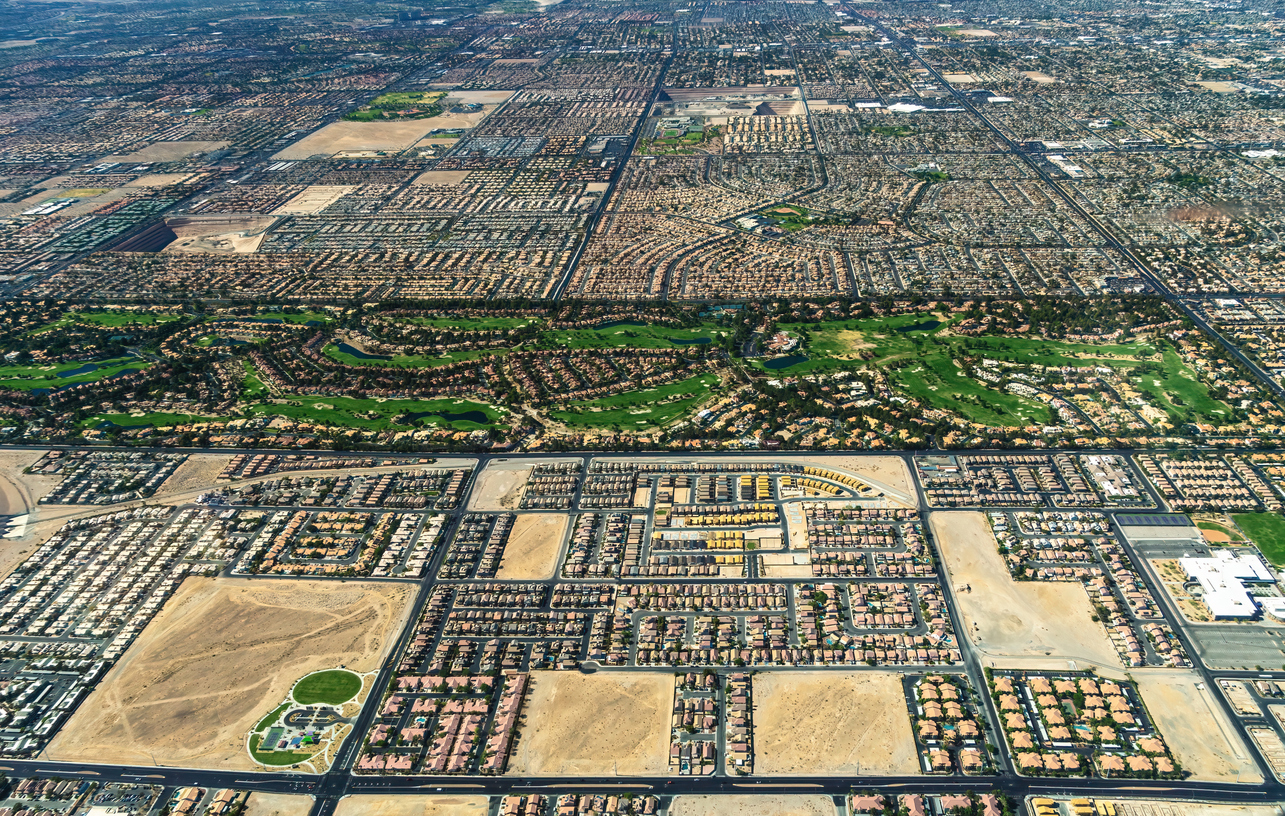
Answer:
(549, 372, 720, 429)
(293, 669, 362, 705)
(1233, 513, 1285, 566)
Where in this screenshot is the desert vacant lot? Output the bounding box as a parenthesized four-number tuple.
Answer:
(1136, 670, 1262, 783)
(46, 577, 413, 770)
(412, 170, 474, 186)
(469, 461, 534, 510)
(273, 121, 443, 160)
(670, 796, 834, 816)
(244, 794, 314, 816)
(335, 796, 488, 816)
(165, 216, 277, 254)
(507, 672, 671, 776)
(272, 185, 355, 215)
(105, 140, 229, 162)
(753, 671, 918, 775)
(495, 513, 567, 579)
(932, 511, 1119, 669)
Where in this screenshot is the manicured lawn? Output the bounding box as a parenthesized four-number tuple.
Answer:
(1193, 517, 1245, 542)
(206, 311, 333, 326)
(0, 357, 150, 391)
(248, 734, 316, 766)
(399, 316, 541, 331)
(322, 343, 496, 369)
(254, 703, 291, 734)
(1232, 513, 1285, 567)
(242, 361, 268, 398)
(246, 396, 503, 431)
(550, 373, 719, 429)
(293, 669, 362, 705)
(1127, 347, 1230, 424)
(80, 411, 223, 429)
(28, 311, 181, 334)
(751, 314, 1217, 428)
(540, 321, 725, 350)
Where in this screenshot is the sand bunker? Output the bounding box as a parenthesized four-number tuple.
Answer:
(46, 577, 413, 770)
(272, 186, 356, 215)
(334, 796, 488, 816)
(507, 672, 671, 776)
(274, 121, 451, 160)
(244, 794, 314, 816)
(105, 141, 229, 163)
(753, 671, 918, 775)
(495, 513, 567, 579)
(1136, 670, 1262, 783)
(932, 511, 1119, 669)
(670, 796, 834, 816)
(469, 461, 533, 511)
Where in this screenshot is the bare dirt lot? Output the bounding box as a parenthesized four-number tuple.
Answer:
(507, 671, 671, 776)
(273, 121, 444, 160)
(46, 577, 413, 770)
(1110, 799, 1281, 816)
(153, 453, 231, 498)
(412, 170, 474, 186)
(164, 216, 277, 254)
(334, 796, 488, 816)
(469, 461, 536, 510)
(753, 671, 919, 775)
(272, 185, 355, 215)
(243, 794, 314, 816)
(1135, 670, 1262, 783)
(669, 796, 834, 816)
(932, 511, 1120, 670)
(495, 513, 567, 580)
(104, 141, 229, 162)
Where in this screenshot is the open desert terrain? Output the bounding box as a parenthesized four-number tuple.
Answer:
(243, 794, 314, 816)
(495, 513, 567, 579)
(45, 577, 413, 770)
(1136, 670, 1262, 783)
(669, 796, 834, 816)
(334, 796, 488, 816)
(507, 671, 671, 776)
(932, 511, 1120, 670)
(753, 671, 919, 775)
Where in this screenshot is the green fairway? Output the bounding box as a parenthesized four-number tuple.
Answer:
(0, 357, 150, 391)
(1232, 513, 1285, 567)
(550, 373, 719, 428)
(1127, 348, 1230, 424)
(293, 669, 362, 705)
(749, 314, 1218, 427)
(398, 315, 540, 331)
(206, 311, 333, 326)
(540, 321, 725, 350)
(242, 360, 268, 398)
(322, 343, 496, 369)
(246, 396, 503, 431)
(28, 311, 182, 334)
(80, 410, 223, 429)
